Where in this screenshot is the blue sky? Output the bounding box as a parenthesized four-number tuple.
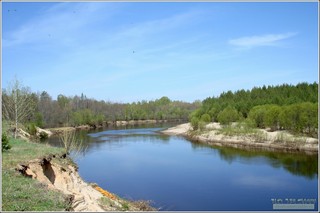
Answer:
(2, 2, 318, 102)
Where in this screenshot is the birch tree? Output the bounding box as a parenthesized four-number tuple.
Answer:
(2, 79, 35, 138)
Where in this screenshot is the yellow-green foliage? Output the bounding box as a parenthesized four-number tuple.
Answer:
(217, 106, 239, 125)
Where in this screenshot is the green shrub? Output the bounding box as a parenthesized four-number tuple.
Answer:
(2, 133, 11, 151)
(26, 123, 37, 136)
(200, 113, 211, 123)
(217, 106, 239, 125)
(198, 121, 206, 131)
(34, 112, 45, 128)
(39, 131, 48, 140)
(243, 118, 256, 129)
(248, 105, 267, 128)
(191, 117, 200, 130)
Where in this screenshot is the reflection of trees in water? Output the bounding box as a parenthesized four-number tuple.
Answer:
(78, 132, 171, 155)
(191, 142, 318, 179)
(91, 134, 170, 143)
(50, 134, 170, 159)
(47, 126, 317, 179)
(47, 126, 171, 152)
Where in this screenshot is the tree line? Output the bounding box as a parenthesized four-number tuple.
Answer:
(2, 79, 200, 131)
(190, 82, 318, 137)
(2, 79, 318, 137)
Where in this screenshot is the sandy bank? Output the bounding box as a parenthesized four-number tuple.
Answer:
(110, 119, 169, 126)
(162, 123, 318, 154)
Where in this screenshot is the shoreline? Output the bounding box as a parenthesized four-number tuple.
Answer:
(46, 119, 182, 135)
(4, 134, 156, 212)
(16, 152, 156, 211)
(161, 123, 318, 155)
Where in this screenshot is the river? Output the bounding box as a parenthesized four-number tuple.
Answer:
(48, 124, 318, 211)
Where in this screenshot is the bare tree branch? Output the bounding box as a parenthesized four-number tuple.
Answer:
(2, 78, 35, 138)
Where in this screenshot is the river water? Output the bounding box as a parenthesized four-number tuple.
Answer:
(48, 124, 318, 211)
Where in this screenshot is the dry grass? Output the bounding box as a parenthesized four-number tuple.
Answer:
(130, 200, 157, 211)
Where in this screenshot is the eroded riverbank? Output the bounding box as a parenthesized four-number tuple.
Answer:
(16, 154, 155, 211)
(2, 135, 156, 212)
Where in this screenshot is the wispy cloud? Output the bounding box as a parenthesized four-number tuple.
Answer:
(229, 32, 297, 48)
(14, 6, 200, 76)
(2, 2, 117, 47)
(119, 10, 199, 38)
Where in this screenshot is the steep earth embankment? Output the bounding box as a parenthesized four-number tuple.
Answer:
(16, 154, 153, 211)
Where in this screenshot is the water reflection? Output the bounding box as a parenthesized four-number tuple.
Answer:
(49, 125, 317, 211)
(47, 127, 318, 180)
(47, 126, 318, 180)
(190, 142, 318, 179)
(46, 126, 171, 156)
(89, 127, 164, 137)
(89, 128, 171, 143)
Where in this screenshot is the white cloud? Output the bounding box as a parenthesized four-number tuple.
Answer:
(2, 2, 116, 47)
(229, 32, 297, 48)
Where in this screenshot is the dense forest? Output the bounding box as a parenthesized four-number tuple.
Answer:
(32, 93, 199, 127)
(2, 80, 318, 138)
(2, 80, 200, 131)
(190, 82, 318, 136)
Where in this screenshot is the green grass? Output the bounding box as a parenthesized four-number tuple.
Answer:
(274, 132, 292, 143)
(253, 131, 268, 143)
(217, 124, 270, 142)
(217, 123, 258, 136)
(99, 196, 116, 209)
(121, 201, 130, 211)
(2, 170, 70, 211)
(2, 138, 67, 170)
(2, 138, 70, 211)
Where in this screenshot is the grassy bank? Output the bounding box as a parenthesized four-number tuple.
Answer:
(2, 137, 157, 211)
(2, 138, 70, 211)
